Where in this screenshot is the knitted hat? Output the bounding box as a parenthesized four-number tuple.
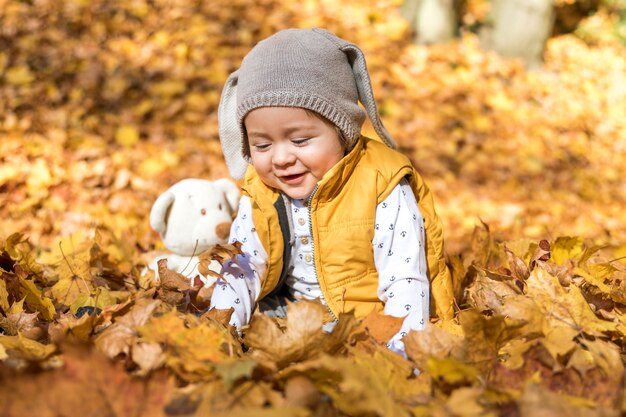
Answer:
(219, 28, 397, 180)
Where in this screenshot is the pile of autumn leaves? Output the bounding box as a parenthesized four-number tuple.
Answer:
(1, 225, 625, 416)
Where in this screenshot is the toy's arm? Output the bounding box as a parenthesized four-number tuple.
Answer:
(209, 196, 267, 329)
(373, 179, 430, 356)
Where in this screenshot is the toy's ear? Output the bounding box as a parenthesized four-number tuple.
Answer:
(213, 178, 240, 213)
(150, 191, 176, 235)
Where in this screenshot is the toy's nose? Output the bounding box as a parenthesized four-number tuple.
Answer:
(215, 222, 231, 240)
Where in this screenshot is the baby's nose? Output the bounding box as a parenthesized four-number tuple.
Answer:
(215, 222, 231, 240)
(272, 144, 295, 165)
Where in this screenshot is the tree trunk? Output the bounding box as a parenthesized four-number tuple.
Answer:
(401, 0, 458, 44)
(479, 0, 555, 69)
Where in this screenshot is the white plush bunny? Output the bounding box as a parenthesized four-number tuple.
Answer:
(148, 178, 240, 286)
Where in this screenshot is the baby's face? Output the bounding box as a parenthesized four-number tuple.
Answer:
(245, 107, 345, 200)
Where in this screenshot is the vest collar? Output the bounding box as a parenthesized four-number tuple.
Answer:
(312, 135, 365, 203)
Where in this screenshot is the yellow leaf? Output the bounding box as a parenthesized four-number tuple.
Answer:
(0, 279, 9, 313)
(26, 159, 53, 196)
(8, 297, 25, 314)
(551, 236, 584, 265)
(526, 268, 616, 336)
(50, 237, 95, 307)
(19, 279, 56, 321)
(0, 334, 56, 361)
(95, 298, 161, 359)
(151, 80, 186, 97)
(139, 308, 227, 380)
(578, 338, 623, 377)
(115, 125, 140, 147)
(426, 357, 479, 384)
(0, 164, 20, 186)
(499, 338, 535, 370)
(131, 342, 166, 376)
(69, 287, 116, 315)
(404, 322, 465, 369)
(245, 300, 327, 368)
(5, 65, 34, 85)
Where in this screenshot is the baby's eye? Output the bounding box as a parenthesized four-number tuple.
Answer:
(292, 138, 311, 146)
(253, 143, 270, 151)
(218, 203, 223, 210)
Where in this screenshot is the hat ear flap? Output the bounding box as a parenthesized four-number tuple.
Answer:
(340, 44, 397, 149)
(150, 191, 175, 236)
(213, 178, 241, 214)
(218, 70, 249, 180)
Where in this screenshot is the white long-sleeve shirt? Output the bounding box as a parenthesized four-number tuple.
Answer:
(210, 179, 430, 352)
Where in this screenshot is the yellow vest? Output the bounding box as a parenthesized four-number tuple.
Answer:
(242, 136, 455, 320)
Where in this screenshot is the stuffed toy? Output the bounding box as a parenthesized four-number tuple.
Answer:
(148, 178, 240, 286)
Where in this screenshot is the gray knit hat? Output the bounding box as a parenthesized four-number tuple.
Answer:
(218, 28, 397, 180)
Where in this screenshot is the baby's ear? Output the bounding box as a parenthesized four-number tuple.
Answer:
(150, 191, 175, 235)
(213, 178, 240, 213)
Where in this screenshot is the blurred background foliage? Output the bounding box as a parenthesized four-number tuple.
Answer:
(0, 0, 625, 258)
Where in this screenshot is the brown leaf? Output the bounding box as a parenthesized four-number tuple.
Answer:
(504, 244, 530, 282)
(245, 300, 327, 369)
(350, 307, 404, 345)
(201, 307, 234, 327)
(132, 342, 166, 375)
(530, 239, 551, 270)
(0, 311, 43, 339)
(283, 375, 321, 408)
(189, 283, 215, 312)
(404, 322, 465, 369)
(469, 220, 491, 268)
(95, 298, 161, 359)
(157, 258, 191, 291)
(198, 242, 243, 274)
(0, 345, 174, 417)
(465, 266, 522, 312)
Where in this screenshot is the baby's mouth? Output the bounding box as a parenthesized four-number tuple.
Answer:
(280, 173, 306, 184)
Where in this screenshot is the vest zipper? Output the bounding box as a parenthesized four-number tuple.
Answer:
(307, 185, 338, 323)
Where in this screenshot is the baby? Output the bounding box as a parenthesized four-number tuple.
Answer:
(212, 28, 454, 353)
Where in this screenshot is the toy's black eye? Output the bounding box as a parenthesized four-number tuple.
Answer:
(218, 203, 223, 210)
(201, 208, 206, 215)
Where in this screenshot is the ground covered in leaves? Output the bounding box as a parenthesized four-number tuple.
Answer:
(1, 0, 626, 416)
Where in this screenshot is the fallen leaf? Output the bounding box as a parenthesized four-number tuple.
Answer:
(245, 300, 327, 369)
(0, 344, 174, 417)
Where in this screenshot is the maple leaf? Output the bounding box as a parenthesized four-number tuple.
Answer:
(525, 267, 616, 336)
(551, 236, 585, 266)
(3, 233, 44, 278)
(519, 384, 599, 417)
(213, 360, 257, 391)
(282, 347, 420, 417)
(49, 238, 96, 308)
(529, 239, 551, 270)
(504, 244, 530, 282)
(94, 298, 161, 359)
(0, 311, 42, 339)
(198, 242, 243, 275)
(138, 308, 228, 381)
(464, 266, 523, 313)
(0, 333, 57, 362)
(158, 258, 191, 292)
(244, 300, 327, 369)
(404, 322, 465, 369)
(131, 342, 166, 376)
(349, 308, 404, 346)
(17, 278, 56, 321)
(48, 311, 102, 344)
